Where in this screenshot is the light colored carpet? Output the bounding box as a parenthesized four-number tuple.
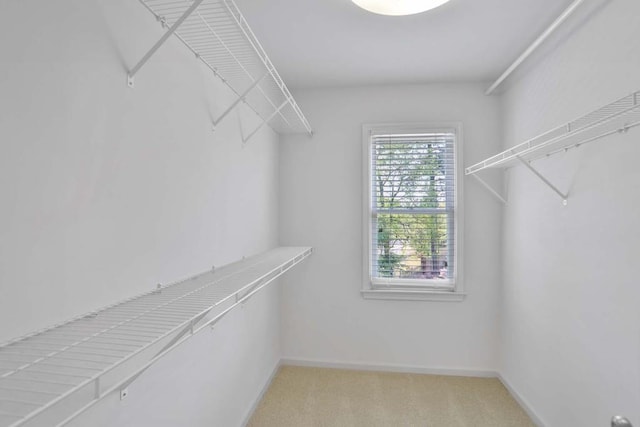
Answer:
(248, 366, 535, 427)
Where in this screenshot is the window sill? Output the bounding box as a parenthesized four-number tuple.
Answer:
(361, 289, 466, 302)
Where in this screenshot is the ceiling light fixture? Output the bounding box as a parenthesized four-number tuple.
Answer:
(351, 0, 451, 16)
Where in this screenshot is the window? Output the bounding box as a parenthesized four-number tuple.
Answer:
(362, 123, 464, 301)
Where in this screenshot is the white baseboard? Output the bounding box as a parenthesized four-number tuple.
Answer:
(497, 373, 547, 427)
(280, 357, 497, 378)
(241, 359, 282, 427)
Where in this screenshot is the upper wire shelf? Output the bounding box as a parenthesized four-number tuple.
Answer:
(466, 90, 640, 175)
(131, 0, 312, 139)
(0, 247, 312, 427)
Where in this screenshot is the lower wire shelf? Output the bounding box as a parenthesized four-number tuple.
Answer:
(0, 246, 312, 427)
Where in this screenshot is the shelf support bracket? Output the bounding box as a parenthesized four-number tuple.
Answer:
(242, 97, 291, 144)
(115, 253, 307, 392)
(127, 0, 206, 88)
(516, 156, 568, 205)
(119, 310, 210, 391)
(212, 72, 268, 130)
(471, 174, 507, 204)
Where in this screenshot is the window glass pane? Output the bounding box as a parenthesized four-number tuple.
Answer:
(369, 130, 456, 286)
(372, 213, 450, 280)
(373, 138, 453, 210)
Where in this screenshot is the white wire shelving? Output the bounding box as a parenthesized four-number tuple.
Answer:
(129, 0, 313, 141)
(466, 90, 640, 204)
(0, 246, 312, 427)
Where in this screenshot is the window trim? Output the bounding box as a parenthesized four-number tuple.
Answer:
(361, 122, 466, 302)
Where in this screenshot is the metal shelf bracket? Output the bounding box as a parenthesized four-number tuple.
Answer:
(465, 90, 640, 206)
(471, 174, 508, 205)
(516, 156, 568, 205)
(127, 0, 206, 87)
(0, 247, 313, 427)
(126, 0, 313, 137)
(242, 97, 292, 144)
(212, 72, 268, 131)
(117, 250, 310, 394)
(119, 310, 209, 392)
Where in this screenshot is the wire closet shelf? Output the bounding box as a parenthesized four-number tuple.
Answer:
(132, 0, 312, 138)
(0, 247, 312, 427)
(466, 90, 640, 175)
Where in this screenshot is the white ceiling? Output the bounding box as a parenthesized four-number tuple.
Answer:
(233, 0, 576, 89)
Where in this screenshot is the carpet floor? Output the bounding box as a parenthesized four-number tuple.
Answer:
(248, 366, 535, 427)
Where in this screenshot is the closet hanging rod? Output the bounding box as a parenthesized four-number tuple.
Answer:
(485, 0, 586, 95)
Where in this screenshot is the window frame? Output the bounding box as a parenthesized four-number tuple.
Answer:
(361, 123, 465, 302)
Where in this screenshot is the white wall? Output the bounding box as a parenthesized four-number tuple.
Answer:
(279, 84, 503, 373)
(499, 0, 640, 425)
(0, 0, 281, 425)
(67, 287, 281, 427)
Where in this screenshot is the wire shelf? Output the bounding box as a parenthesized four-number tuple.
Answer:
(0, 246, 312, 427)
(134, 0, 312, 137)
(466, 90, 640, 175)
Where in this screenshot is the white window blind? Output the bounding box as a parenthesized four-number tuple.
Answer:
(368, 129, 457, 289)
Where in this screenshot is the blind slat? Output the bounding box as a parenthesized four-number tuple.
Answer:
(369, 130, 456, 282)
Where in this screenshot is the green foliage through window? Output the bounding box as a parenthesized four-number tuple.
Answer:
(371, 133, 455, 282)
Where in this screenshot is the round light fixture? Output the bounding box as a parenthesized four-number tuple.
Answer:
(351, 0, 451, 16)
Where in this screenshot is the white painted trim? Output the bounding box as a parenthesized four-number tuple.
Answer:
(281, 357, 496, 378)
(361, 289, 466, 302)
(498, 373, 547, 427)
(361, 122, 465, 300)
(241, 359, 282, 427)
